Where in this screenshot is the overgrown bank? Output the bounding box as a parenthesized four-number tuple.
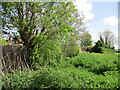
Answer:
(2, 53, 119, 89)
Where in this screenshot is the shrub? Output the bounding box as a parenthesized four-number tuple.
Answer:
(93, 40, 116, 54)
(31, 39, 62, 69)
(2, 53, 119, 89)
(93, 40, 104, 53)
(69, 53, 118, 74)
(101, 48, 116, 54)
(2, 67, 119, 89)
(0, 36, 8, 46)
(61, 36, 80, 57)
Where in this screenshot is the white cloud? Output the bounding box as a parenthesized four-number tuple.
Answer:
(74, 0, 94, 24)
(103, 16, 118, 26)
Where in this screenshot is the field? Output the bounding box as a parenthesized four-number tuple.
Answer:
(2, 53, 119, 89)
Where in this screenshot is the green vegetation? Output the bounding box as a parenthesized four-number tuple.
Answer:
(1, 2, 84, 68)
(92, 34, 116, 54)
(0, 36, 8, 46)
(69, 53, 118, 74)
(62, 36, 80, 57)
(1, 2, 118, 89)
(80, 31, 92, 47)
(2, 53, 119, 89)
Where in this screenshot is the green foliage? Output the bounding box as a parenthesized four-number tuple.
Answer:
(69, 53, 118, 74)
(1, 2, 118, 89)
(0, 36, 8, 46)
(2, 66, 118, 89)
(93, 40, 115, 54)
(31, 39, 62, 68)
(1, 2, 77, 47)
(62, 36, 80, 57)
(2, 53, 119, 89)
(80, 31, 92, 47)
(2, 70, 35, 89)
(1, 2, 86, 70)
(93, 40, 104, 53)
(101, 47, 116, 54)
(1, 2, 81, 69)
(93, 33, 116, 54)
(103, 71, 118, 76)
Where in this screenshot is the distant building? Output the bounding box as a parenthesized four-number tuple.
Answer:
(8, 41, 14, 46)
(7, 38, 23, 46)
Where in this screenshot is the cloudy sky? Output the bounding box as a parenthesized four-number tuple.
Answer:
(75, 0, 118, 49)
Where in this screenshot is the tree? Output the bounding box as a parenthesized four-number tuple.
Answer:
(1, 2, 76, 48)
(93, 32, 116, 53)
(62, 35, 79, 57)
(80, 31, 92, 47)
(100, 30, 116, 48)
(93, 40, 104, 53)
(1, 2, 85, 66)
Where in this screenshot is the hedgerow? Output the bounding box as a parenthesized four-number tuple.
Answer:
(2, 53, 119, 89)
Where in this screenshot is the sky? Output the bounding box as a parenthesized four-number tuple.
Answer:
(75, 0, 118, 49)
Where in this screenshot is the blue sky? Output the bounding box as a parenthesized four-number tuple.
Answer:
(75, 0, 118, 49)
(88, 2, 118, 48)
(88, 2, 117, 29)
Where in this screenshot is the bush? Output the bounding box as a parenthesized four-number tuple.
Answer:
(101, 48, 116, 54)
(61, 36, 80, 57)
(2, 67, 119, 89)
(31, 39, 62, 69)
(0, 36, 8, 46)
(69, 53, 118, 74)
(2, 53, 119, 89)
(93, 40, 104, 53)
(93, 40, 116, 54)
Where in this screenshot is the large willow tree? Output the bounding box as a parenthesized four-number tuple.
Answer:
(1, 2, 77, 47)
(1, 2, 85, 67)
